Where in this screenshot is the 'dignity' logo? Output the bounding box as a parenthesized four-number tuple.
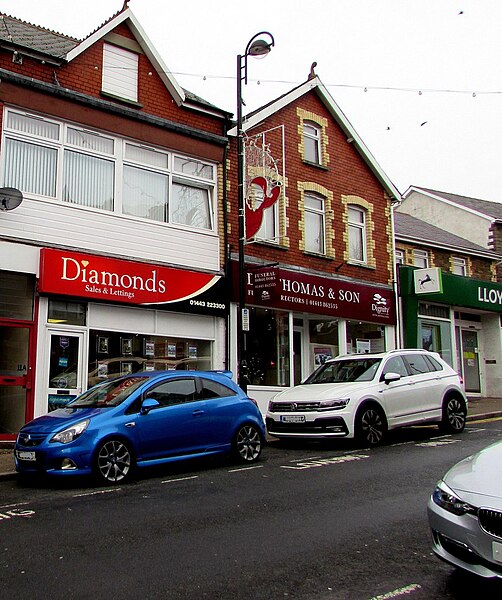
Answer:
(372, 293, 390, 316)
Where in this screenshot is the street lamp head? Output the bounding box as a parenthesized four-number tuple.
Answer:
(245, 31, 275, 59)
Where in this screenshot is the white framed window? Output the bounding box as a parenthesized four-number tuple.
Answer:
(413, 249, 429, 268)
(304, 192, 325, 254)
(303, 122, 322, 164)
(102, 44, 138, 102)
(1, 107, 217, 231)
(452, 257, 467, 276)
(395, 249, 404, 264)
(348, 205, 366, 263)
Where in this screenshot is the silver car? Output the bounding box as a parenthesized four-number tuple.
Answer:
(428, 441, 502, 578)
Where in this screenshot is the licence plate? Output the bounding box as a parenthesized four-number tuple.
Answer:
(281, 415, 306, 423)
(16, 450, 36, 462)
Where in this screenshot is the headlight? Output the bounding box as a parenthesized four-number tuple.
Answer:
(432, 480, 476, 516)
(50, 420, 90, 444)
(319, 398, 350, 410)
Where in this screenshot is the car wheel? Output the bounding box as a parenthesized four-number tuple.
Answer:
(233, 424, 263, 463)
(439, 396, 467, 434)
(94, 439, 134, 484)
(355, 404, 387, 447)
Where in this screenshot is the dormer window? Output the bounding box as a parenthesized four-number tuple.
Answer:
(102, 43, 138, 102)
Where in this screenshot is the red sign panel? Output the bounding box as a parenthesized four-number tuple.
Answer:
(39, 249, 220, 306)
(243, 266, 395, 324)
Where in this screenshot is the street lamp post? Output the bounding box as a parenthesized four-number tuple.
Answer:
(236, 32, 275, 392)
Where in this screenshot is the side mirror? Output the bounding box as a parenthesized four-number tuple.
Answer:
(383, 372, 401, 385)
(140, 397, 160, 414)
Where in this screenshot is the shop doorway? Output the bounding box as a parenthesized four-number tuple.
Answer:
(0, 324, 34, 437)
(293, 329, 303, 385)
(458, 329, 481, 394)
(47, 330, 85, 410)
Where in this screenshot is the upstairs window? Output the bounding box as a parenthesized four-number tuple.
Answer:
(348, 205, 366, 263)
(304, 192, 325, 254)
(452, 257, 467, 276)
(2, 108, 216, 231)
(303, 121, 322, 164)
(102, 44, 139, 103)
(395, 249, 404, 265)
(413, 249, 429, 268)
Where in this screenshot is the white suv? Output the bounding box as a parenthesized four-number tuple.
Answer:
(266, 349, 467, 446)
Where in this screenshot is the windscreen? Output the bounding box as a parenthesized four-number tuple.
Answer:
(304, 358, 381, 384)
(68, 376, 149, 408)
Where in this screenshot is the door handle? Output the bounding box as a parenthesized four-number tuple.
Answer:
(125, 422, 136, 428)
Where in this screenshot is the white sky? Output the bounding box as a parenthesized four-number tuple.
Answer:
(1, 0, 502, 201)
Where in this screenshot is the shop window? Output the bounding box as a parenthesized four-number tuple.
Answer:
(102, 44, 138, 102)
(87, 330, 211, 389)
(309, 319, 339, 371)
(0, 272, 35, 320)
(244, 308, 290, 387)
(419, 318, 453, 366)
(48, 300, 87, 326)
(2, 108, 217, 231)
(346, 321, 385, 354)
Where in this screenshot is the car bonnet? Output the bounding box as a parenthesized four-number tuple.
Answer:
(444, 441, 502, 505)
(272, 381, 371, 402)
(19, 407, 107, 434)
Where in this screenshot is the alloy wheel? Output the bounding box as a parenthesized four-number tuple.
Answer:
(96, 439, 132, 483)
(235, 425, 262, 462)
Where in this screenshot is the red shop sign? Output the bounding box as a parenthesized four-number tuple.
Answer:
(246, 266, 396, 325)
(39, 248, 220, 306)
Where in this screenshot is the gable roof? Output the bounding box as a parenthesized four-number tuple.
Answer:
(404, 186, 502, 221)
(228, 76, 401, 202)
(0, 8, 229, 117)
(394, 212, 501, 259)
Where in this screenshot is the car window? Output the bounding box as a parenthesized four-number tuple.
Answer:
(424, 354, 444, 372)
(305, 358, 381, 384)
(147, 378, 197, 406)
(403, 354, 432, 374)
(382, 356, 408, 378)
(200, 378, 237, 400)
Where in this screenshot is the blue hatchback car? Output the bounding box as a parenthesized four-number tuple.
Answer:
(15, 370, 265, 484)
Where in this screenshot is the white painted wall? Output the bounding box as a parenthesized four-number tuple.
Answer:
(398, 191, 492, 249)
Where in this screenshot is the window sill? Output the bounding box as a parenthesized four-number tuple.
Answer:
(303, 251, 333, 261)
(100, 91, 144, 109)
(250, 240, 288, 250)
(302, 159, 328, 171)
(346, 260, 376, 270)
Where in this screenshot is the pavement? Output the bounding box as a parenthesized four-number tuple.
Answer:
(1, 396, 501, 481)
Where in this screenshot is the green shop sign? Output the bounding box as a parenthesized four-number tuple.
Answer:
(399, 266, 502, 313)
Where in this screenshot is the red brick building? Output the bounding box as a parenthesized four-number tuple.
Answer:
(0, 6, 230, 440)
(226, 76, 400, 409)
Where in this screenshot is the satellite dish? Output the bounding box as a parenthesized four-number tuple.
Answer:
(0, 187, 23, 211)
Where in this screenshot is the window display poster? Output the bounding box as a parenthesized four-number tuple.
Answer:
(167, 343, 176, 358)
(97, 361, 108, 378)
(121, 361, 133, 375)
(356, 339, 371, 354)
(121, 338, 133, 356)
(189, 345, 198, 358)
(144, 340, 155, 357)
(98, 336, 109, 354)
(314, 347, 333, 366)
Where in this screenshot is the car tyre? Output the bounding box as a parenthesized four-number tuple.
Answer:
(232, 424, 263, 463)
(94, 438, 134, 484)
(439, 396, 467, 434)
(355, 404, 387, 447)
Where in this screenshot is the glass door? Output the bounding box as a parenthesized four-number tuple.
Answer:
(0, 325, 33, 435)
(47, 331, 85, 410)
(461, 329, 481, 394)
